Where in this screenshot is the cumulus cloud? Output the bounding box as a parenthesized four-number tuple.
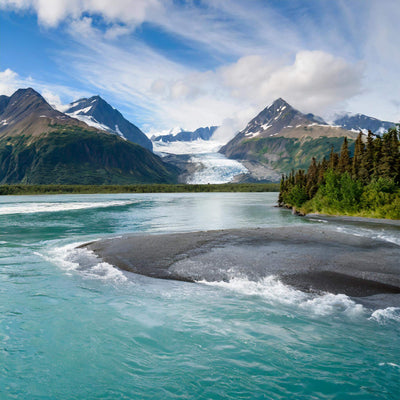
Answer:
(4, 0, 392, 128)
(0, 68, 22, 95)
(219, 51, 363, 115)
(0, 0, 163, 28)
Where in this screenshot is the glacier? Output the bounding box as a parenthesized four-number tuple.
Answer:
(152, 138, 248, 184)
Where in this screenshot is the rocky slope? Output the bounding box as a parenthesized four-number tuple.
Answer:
(64, 95, 153, 151)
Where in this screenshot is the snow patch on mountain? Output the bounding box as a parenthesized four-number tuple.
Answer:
(69, 114, 110, 133)
(153, 138, 224, 155)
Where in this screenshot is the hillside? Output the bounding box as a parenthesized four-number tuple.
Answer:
(0, 89, 178, 184)
(220, 99, 358, 177)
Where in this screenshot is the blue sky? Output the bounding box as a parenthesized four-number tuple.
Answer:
(1, 0, 399, 136)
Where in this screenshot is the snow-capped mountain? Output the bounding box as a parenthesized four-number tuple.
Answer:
(0, 88, 178, 184)
(333, 113, 395, 135)
(0, 88, 89, 138)
(236, 98, 329, 140)
(152, 126, 218, 143)
(219, 98, 358, 179)
(64, 96, 153, 151)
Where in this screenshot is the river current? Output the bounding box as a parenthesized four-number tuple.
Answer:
(0, 192, 399, 399)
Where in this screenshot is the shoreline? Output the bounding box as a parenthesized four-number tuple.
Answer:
(279, 204, 400, 224)
(82, 226, 400, 304)
(304, 213, 400, 227)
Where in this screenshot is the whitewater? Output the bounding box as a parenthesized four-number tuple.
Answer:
(0, 192, 399, 399)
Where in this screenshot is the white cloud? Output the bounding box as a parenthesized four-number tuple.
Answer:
(218, 51, 364, 115)
(40, 88, 63, 109)
(0, 0, 163, 28)
(0, 68, 22, 95)
(143, 51, 363, 131)
(2, 0, 399, 128)
(0, 68, 86, 109)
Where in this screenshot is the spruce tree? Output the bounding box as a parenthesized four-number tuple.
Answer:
(352, 132, 364, 179)
(328, 146, 339, 171)
(338, 137, 351, 173)
(306, 157, 318, 198)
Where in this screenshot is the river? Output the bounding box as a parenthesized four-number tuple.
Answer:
(0, 192, 399, 399)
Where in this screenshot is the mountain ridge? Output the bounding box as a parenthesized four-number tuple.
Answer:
(64, 95, 153, 151)
(0, 88, 178, 184)
(0, 88, 92, 139)
(152, 126, 218, 143)
(333, 113, 395, 135)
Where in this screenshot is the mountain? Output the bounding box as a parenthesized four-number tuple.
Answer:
(220, 99, 358, 179)
(333, 113, 395, 135)
(152, 126, 218, 143)
(64, 96, 153, 151)
(0, 88, 90, 139)
(0, 88, 178, 184)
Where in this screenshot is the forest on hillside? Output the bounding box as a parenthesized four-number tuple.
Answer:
(279, 127, 400, 219)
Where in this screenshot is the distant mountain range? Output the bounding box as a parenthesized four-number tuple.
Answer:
(0, 88, 177, 184)
(152, 126, 218, 143)
(332, 113, 395, 135)
(64, 95, 153, 151)
(0, 87, 396, 185)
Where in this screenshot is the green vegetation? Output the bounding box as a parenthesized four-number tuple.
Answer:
(0, 127, 178, 184)
(0, 183, 280, 195)
(237, 136, 354, 173)
(279, 128, 400, 219)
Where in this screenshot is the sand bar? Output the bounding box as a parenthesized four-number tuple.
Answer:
(82, 226, 400, 298)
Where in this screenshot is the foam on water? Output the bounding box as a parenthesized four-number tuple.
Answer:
(0, 200, 136, 215)
(370, 307, 400, 324)
(335, 225, 400, 246)
(200, 276, 366, 318)
(39, 242, 128, 283)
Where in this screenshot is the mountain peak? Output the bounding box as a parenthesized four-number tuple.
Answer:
(14, 87, 41, 96)
(238, 99, 328, 140)
(64, 95, 153, 151)
(271, 97, 289, 106)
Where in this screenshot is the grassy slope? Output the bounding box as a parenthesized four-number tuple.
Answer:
(227, 136, 355, 174)
(0, 126, 178, 184)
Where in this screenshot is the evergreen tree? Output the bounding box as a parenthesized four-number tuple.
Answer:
(373, 136, 383, 178)
(306, 157, 318, 198)
(352, 132, 364, 179)
(338, 137, 351, 173)
(361, 130, 375, 180)
(328, 146, 339, 170)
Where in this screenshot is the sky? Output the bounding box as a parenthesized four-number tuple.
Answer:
(1, 0, 400, 138)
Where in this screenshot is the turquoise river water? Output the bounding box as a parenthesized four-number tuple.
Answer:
(0, 192, 399, 399)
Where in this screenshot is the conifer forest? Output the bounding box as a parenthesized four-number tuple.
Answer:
(279, 127, 400, 219)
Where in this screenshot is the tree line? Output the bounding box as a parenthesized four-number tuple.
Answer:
(279, 127, 400, 219)
(0, 182, 280, 196)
